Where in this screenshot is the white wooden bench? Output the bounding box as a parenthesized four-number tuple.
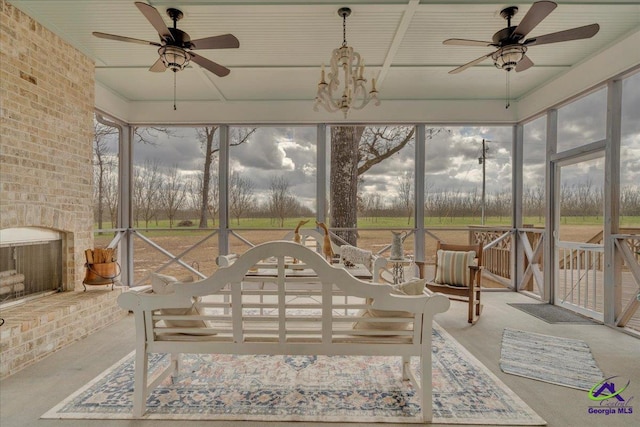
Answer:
(118, 241, 450, 421)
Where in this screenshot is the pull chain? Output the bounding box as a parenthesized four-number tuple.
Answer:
(173, 72, 177, 111)
(505, 71, 511, 109)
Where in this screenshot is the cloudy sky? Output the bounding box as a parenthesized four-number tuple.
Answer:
(123, 71, 639, 211)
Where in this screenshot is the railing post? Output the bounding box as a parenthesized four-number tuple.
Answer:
(317, 124, 327, 224)
(120, 121, 134, 286)
(604, 79, 622, 326)
(545, 109, 558, 304)
(218, 125, 230, 255)
(415, 125, 426, 265)
(513, 124, 523, 291)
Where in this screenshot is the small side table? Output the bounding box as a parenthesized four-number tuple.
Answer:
(389, 258, 413, 284)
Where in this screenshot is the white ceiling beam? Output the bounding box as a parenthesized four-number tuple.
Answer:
(123, 98, 517, 125)
(95, 82, 132, 124)
(375, 0, 419, 87)
(193, 65, 227, 102)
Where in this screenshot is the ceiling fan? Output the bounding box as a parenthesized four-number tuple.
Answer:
(92, 1, 239, 77)
(444, 0, 600, 75)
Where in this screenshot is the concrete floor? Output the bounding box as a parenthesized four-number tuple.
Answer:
(1, 291, 638, 427)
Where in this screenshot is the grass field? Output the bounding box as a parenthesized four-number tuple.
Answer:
(99, 215, 640, 232)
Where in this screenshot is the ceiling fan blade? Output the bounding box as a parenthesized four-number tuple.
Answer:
(524, 23, 600, 46)
(443, 38, 495, 47)
(449, 53, 492, 74)
(92, 32, 161, 46)
(191, 34, 240, 50)
(149, 57, 166, 72)
(512, 1, 557, 38)
(190, 52, 231, 77)
(515, 55, 534, 72)
(135, 1, 174, 42)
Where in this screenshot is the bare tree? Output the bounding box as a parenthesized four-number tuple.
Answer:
(103, 164, 119, 228)
(268, 175, 297, 227)
(195, 127, 256, 228)
(229, 171, 255, 225)
(621, 185, 640, 219)
(490, 189, 511, 221)
(126, 126, 176, 227)
(134, 160, 163, 228)
(93, 120, 118, 229)
(357, 126, 416, 175)
(363, 193, 384, 222)
(524, 184, 545, 222)
(576, 178, 594, 219)
(161, 164, 187, 228)
(397, 172, 413, 225)
(133, 127, 175, 145)
(207, 173, 220, 225)
(186, 172, 204, 220)
(187, 170, 220, 226)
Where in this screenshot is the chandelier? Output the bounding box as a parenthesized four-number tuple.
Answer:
(314, 7, 380, 118)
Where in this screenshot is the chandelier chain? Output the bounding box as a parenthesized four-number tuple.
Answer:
(342, 13, 347, 47)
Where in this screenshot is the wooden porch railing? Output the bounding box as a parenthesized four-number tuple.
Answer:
(558, 228, 640, 272)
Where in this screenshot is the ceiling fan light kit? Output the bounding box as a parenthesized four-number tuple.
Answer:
(314, 7, 380, 118)
(158, 45, 190, 72)
(492, 45, 527, 71)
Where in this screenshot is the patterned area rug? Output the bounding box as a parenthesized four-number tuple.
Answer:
(500, 328, 604, 391)
(43, 324, 545, 424)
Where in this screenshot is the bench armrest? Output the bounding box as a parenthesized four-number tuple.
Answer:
(216, 254, 239, 267)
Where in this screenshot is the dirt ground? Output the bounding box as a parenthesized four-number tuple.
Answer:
(94, 224, 613, 287)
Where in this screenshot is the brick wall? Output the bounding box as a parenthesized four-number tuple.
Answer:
(0, 289, 126, 378)
(0, 0, 95, 290)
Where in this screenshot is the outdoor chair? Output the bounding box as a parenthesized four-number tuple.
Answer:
(420, 241, 483, 324)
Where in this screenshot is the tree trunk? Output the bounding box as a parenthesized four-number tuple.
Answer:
(199, 128, 216, 228)
(330, 126, 364, 246)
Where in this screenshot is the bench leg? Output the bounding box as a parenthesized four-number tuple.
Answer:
(170, 353, 180, 384)
(132, 347, 149, 418)
(402, 355, 410, 381)
(420, 353, 433, 423)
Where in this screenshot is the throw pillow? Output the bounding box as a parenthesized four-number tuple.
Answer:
(353, 277, 426, 331)
(150, 273, 208, 332)
(434, 250, 476, 287)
